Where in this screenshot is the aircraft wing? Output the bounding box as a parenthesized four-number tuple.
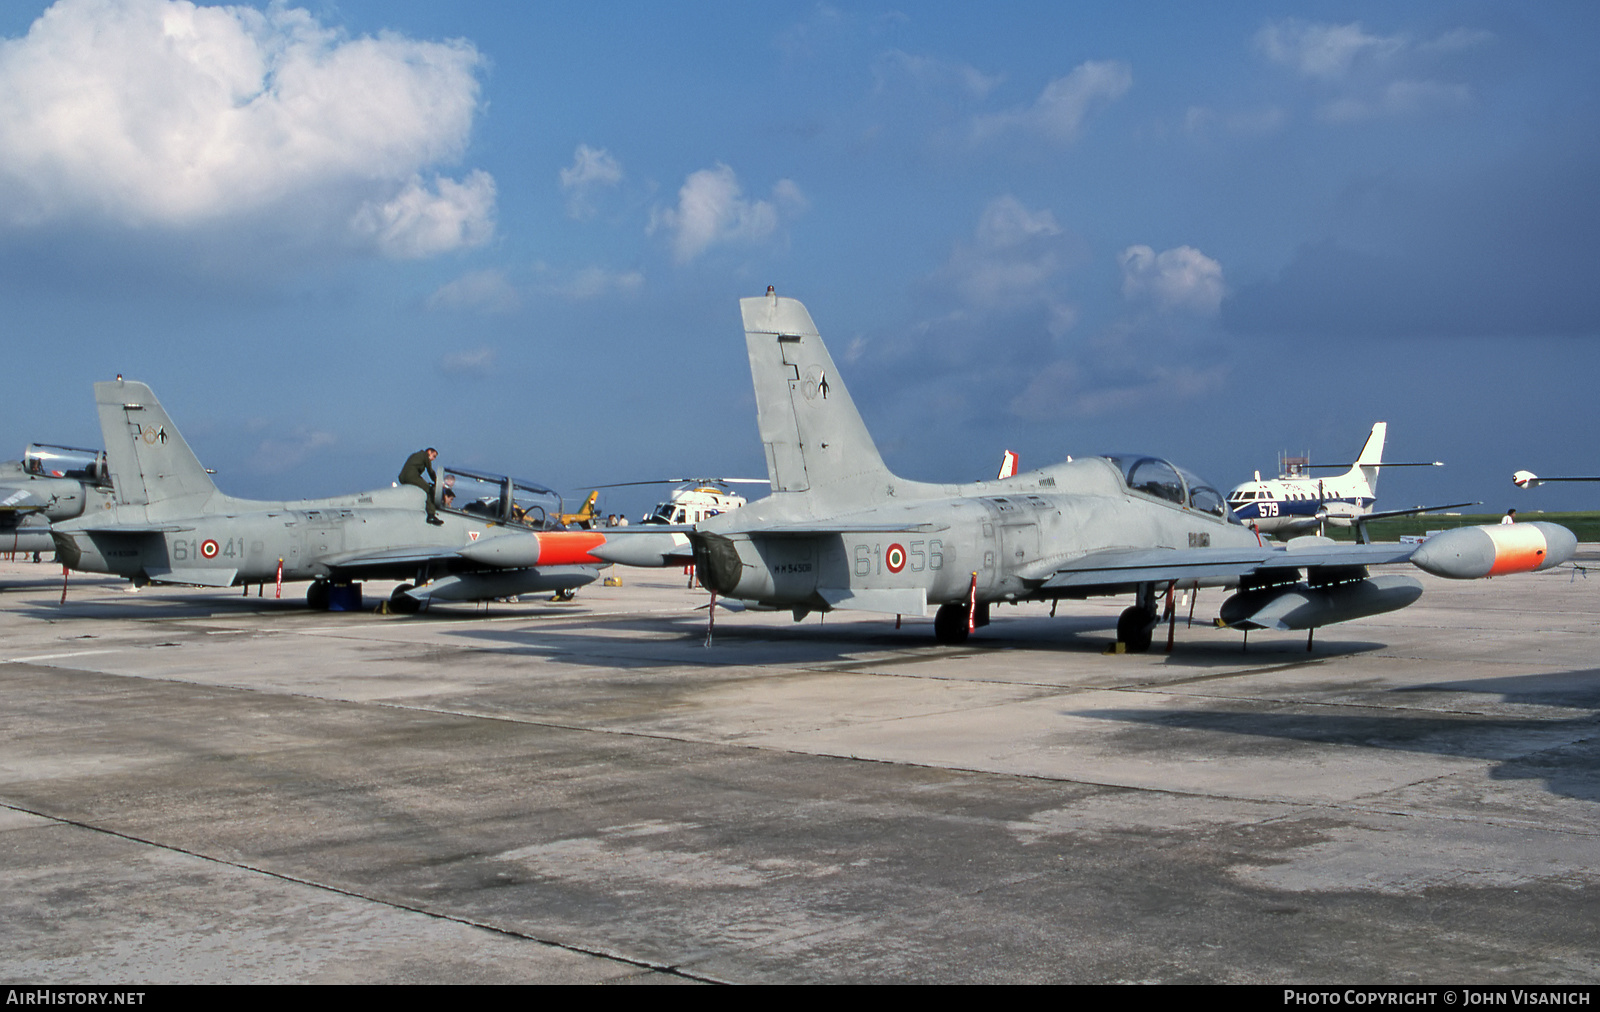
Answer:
(320, 546, 464, 571)
(1359, 501, 1479, 522)
(62, 523, 195, 534)
(1033, 542, 1418, 590)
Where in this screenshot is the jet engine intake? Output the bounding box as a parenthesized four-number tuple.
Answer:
(691, 532, 748, 596)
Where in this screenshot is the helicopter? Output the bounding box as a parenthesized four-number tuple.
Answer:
(582, 478, 769, 526)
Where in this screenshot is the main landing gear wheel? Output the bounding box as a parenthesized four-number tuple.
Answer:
(389, 584, 422, 615)
(933, 602, 971, 645)
(1117, 606, 1157, 653)
(306, 581, 330, 611)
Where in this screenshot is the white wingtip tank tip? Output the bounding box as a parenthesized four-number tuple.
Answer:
(1410, 522, 1576, 579)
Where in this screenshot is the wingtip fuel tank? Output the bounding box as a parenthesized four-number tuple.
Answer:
(1409, 522, 1576, 579)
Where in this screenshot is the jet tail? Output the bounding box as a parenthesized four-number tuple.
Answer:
(1347, 421, 1386, 496)
(95, 379, 219, 511)
(998, 450, 1020, 480)
(740, 293, 895, 508)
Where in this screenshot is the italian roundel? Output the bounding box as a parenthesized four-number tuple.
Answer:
(885, 543, 906, 573)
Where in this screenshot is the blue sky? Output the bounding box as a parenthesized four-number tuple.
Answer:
(2, 0, 1598, 519)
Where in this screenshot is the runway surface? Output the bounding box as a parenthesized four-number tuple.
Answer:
(2, 555, 1597, 983)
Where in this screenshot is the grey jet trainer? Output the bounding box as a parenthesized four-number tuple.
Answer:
(0, 444, 116, 555)
(597, 293, 1576, 650)
(51, 379, 615, 611)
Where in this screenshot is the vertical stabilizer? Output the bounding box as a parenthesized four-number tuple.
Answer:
(1349, 421, 1386, 495)
(740, 294, 894, 505)
(95, 379, 218, 510)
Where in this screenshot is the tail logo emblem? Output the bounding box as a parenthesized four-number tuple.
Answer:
(802, 366, 830, 401)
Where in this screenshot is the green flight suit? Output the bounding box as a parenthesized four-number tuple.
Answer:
(398, 449, 438, 519)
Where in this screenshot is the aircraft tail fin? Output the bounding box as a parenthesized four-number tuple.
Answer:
(1349, 421, 1386, 494)
(998, 450, 1020, 480)
(94, 379, 218, 510)
(740, 293, 894, 506)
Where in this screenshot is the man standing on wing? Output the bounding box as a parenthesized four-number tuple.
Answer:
(399, 447, 443, 525)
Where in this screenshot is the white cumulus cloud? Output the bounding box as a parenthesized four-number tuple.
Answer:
(871, 49, 1000, 101)
(648, 164, 804, 263)
(1120, 245, 1225, 317)
(438, 346, 497, 378)
(1256, 21, 1403, 80)
(1321, 79, 1471, 123)
(248, 426, 336, 475)
(937, 196, 1076, 316)
(0, 0, 493, 256)
(1255, 19, 1489, 123)
(973, 60, 1132, 143)
(560, 144, 623, 219)
(352, 171, 495, 260)
(427, 269, 520, 315)
(543, 265, 644, 300)
(975, 195, 1062, 250)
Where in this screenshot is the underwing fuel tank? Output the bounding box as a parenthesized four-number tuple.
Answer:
(1409, 522, 1576, 579)
(1219, 575, 1424, 631)
(402, 567, 599, 603)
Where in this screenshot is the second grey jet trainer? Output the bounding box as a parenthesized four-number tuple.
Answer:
(598, 292, 1574, 651)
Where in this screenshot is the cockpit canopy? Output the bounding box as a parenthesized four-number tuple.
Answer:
(438, 467, 567, 530)
(1097, 454, 1234, 521)
(24, 444, 108, 485)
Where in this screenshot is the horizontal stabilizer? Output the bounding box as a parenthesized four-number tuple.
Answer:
(753, 521, 949, 537)
(144, 567, 237, 588)
(818, 586, 928, 617)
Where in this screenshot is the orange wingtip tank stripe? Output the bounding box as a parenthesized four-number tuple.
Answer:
(1486, 524, 1549, 576)
(534, 531, 608, 565)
